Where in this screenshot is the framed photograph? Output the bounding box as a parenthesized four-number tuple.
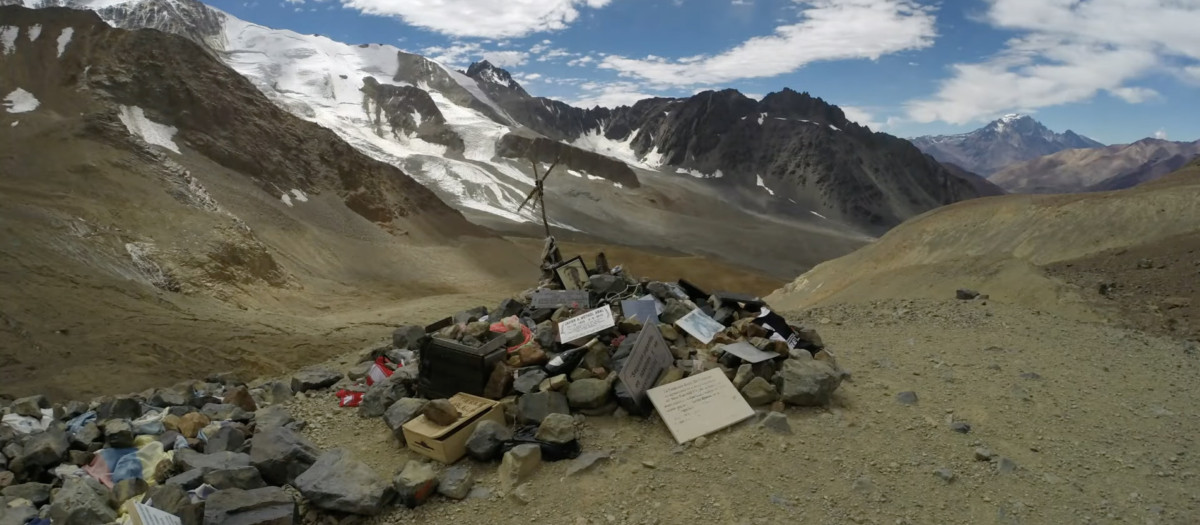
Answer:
(554, 256, 589, 290)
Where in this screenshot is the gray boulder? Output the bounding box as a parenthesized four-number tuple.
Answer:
(250, 426, 320, 486)
(49, 477, 117, 525)
(740, 377, 779, 406)
(517, 391, 569, 425)
(17, 426, 69, 470)
(294, 449, 392, 516)
(2, 482, 51, 506)
(145, 483, 203, 524)
(566, 379, 610, 409)
(203, 466, 267, 490)
(0, 504, 38, 525)
(203, 486, 296, 525)
(201, 403, 250, 422)
(10, 396, 49, 419)
(258, 381, 293, 406)
(465, 420, 512, 462)
(254, 405, 294, 431)
(534, 413, 576, 444)
(165, 469, 206, 490)
(359, 377, 410, 419)
(773, 359, 842, 406)
(382, 398, 428, 443)
(290, 368, 341, 393)
(437, 465, 474, 500)
(96, 397, 142, 420)
(499, 444, 541, 491)
(759, 411, 792, 435)
(205, 426, 246, 454)
(393, 460, 438, 509)
(110, 478, 149, 507)
(175, 449, 252, 474)
(69, 423, 101, 450)
(513, 369, 549, 395)
(392, 325, 428, 350)
(149, 388, 193, 409)
(103, 419, 135, 448)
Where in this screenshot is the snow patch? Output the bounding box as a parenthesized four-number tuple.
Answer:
(675, 167, 724, 179)
(117, 105, 180, 153)
(0, 26, 18, 55)
(289, 189, 308, 202)
(9, 121, 16, 127)
(56, 27, 73, 58)
(3, 88, 39, 113)
(28, 25, 41, 42)
(571, 129, 661, 170)
(810, 211, 828, 220)
(281, 193, 293, 207)
(613, 182, 623, 189)
(828, 124, 841, 131)
(755, 174, 775, 196)
(566, 169, 583, 178)
(757, 113, 766, 125)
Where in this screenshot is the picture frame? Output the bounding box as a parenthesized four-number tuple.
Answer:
(553, 256, 589, 290)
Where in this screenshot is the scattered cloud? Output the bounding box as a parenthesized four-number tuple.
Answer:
(907, 0, 1200, 125)
(571, 81, 661, 108)
(422, 42, 529, 67)
(1154, 128, 1168, 140)
(338, 0, 614, 38)
(513, 72, 543, 83)
(731, 0, 752, 5)
(567, 55, 595, 67)
(597, 0, 936, 87)
(537, 48, 575, 62)
(839, 105, 884, 130)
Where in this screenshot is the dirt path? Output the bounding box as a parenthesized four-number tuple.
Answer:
(277, 298, 1198, 525)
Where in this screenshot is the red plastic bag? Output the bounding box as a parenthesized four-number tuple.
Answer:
(366, 356, 395, 386)
(336, 389, 363, 407)
(490, 316, 534, 353)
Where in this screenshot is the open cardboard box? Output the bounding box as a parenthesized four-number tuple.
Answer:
(402, 393, 505, 463)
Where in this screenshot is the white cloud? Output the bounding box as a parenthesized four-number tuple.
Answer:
(338, 0, 613, 38)
(597, 0, 935, 86)
(1154, 128, 1168, 140)
(839, 105, 883, 130)
(513, 72, 543, 83)
(422, 42, 529, 67)
(908, 0, 1200, 125)
(537, 48, 575, 62)
(567, 55, 595, 67)
(571, 81, 660, 108)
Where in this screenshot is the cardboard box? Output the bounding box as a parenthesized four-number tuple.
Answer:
(402, 393, 504, 464)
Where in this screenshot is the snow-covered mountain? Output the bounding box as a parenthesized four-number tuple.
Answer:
(911, 114, 1105, 176)
(5, 0, 999, 235)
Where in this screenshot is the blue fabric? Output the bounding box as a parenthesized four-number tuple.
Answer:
(95, 447, 142, 482)
(66, 411, 96, 433)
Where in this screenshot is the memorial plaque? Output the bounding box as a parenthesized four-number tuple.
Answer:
(532, 289, 590, 309)
(621, 299, 659, 324)
(558, 305, 616, 343)
(618, 323, 674, 403)
(647, 368, 755, 443)
(719, 341, 780, 364)
(674, 308, 725, 344)
(639, 294, 665, 315)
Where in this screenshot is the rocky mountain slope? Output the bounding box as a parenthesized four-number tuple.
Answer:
(768, 158, 1200, 326)
(911, 114, 1104, 176)
(7, 0, 999, 237)
(988, 138, 1200, 193)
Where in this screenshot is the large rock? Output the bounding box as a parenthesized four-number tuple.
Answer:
(16, 426, 69, 470)
(294, 449, 392, 516)
(104, 419, 135, 449)
(422, 399, 460, 426)
(740, 377, 780, 406)
(201, 403, 250, 422)
(224, 386, 258, 413)
(149, 388, 193, 409)
(516, 391, 569, 425)
(391, 325, 427, 351)
(166, 469, 206, 490)
(392, 460, 438, 509)
(205, 426, 246, 454)
(0, 503, 38, 525)
(146, 483, 203, 524)
(258, 381, 293, 406)
(250, 426, 320, 486)
(437, 465, 474, 500)
(69, 423, 101, 450)
(175, 449, 252, 474)
(566, 379, 611, 409)
(499, 444, 541, 491)
(2, 482, 51, 506)
(382, 398, 428, 442)
(204, 466, 267, 490)
(465, 420, 512, 462)
(10, 395, 49, 419)
(203, 486, 296, 525)
(773, 359, 842, 406)
(177, 412, 211, 439)
(110, 478, 149, 507)
(48, 477, 118, 525)
(359, 377, 410, 418)
(513, 369, 548, 395)
(534, 413, 576, 444)
(290, 368, 341, 393)
(254, 405, 294, 431)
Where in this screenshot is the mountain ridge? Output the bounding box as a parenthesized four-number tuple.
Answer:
(988, 138, 1200, 193)
(911, 114, 1104, 175)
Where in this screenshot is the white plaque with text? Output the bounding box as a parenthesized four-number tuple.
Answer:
(647, 368, 754, 443)
(558, 305, 616, 343)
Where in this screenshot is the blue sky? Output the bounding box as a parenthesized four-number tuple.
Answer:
(210, 0, 1200, 144)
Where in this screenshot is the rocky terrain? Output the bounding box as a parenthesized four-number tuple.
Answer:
(988, 138, 1200, 194)
(911, 114, 1104, 176)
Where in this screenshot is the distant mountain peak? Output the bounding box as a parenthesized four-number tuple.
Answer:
(912, 115, 1105, 175)
(465, 60, 524, 93)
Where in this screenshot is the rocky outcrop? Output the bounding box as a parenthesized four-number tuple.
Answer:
(496, 133, 640, 189)
(911, 114, 1105, 176)
(360, 78, 464, 154)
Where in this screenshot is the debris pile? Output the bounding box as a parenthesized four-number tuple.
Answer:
(0, 245, 845, 524)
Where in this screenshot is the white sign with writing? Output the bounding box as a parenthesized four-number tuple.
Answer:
(558, 305, 616, 343)
(129, 503, 183, 525)
(674, 308, 725, 344)
(719, 341, 780, 364)
(647, 368, 754, 444)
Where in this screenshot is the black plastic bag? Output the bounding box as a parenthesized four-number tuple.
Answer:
(499, 425, 582, 461)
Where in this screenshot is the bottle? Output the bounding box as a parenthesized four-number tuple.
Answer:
(544, 345, 589, 375)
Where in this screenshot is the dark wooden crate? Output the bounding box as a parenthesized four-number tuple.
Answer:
(418, 335, 507, 399)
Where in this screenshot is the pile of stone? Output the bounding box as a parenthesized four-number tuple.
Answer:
(0, 251, 846, 524)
